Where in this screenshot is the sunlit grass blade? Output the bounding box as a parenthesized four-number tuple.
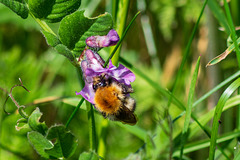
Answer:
(111, 0, 130, 65)
(167, 0, 208, 107)
(234, 148, 240, 160)
(173, 70, 240, 123)
(173, 131, 240, 157)
(189, 95, 240, 138)
(180, 57, 200, 159)
(207, 0, 230, 35)
(116, 123, 147, 140)
(223, 0, 240, 136)
(119, 57, 186, 111)
(104, 11, 141, 67)
(223, 0, 240, 65)
(120, 57, 231, 158)
(209, 78, 240, 160)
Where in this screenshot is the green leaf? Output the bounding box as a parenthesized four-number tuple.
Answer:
(45, 125, 78, 158)
(29, 0, 81, 23)
(28, 107, 48, 135)
(79, 151, 99, 160)
(209, 78, 240, 160)
(54, 44, 75, 62)
(180, 57, 200, 158)
(28, 0, 55, 19)
(15, 118, 31, 132)
(0, 0, 28, 18)
(58, 10, 113, 56)
(41, 30, 61, 47)
(27, 131, 54, 159)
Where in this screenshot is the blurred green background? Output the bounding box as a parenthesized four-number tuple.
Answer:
(1, 0, 240, 159)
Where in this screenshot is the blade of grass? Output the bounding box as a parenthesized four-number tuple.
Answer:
(104, 11, 141, 68)
(119, 57, 186, 110)
(189, 95, 240, 138)
(173, 70, 240, 123)
(209, 78, 240, 160)
(167, 0, 208, 107)
(111, 0, 130, 65)
(207, 0, 230, 35)
(120, 57, 229, 159)
(234, 147, 240, 160)
(223, 0, 240, 65)
(173, 130, 240, 157)
(180, 57, 200, 159)
(223, 0, 240, 136)
(116, 122, 147, 140)
(98, 10, 140, 158)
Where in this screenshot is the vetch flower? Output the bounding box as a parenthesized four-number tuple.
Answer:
(76, 49, 135, 103)
(76, 49, 137, 125)
(86, 29, 120, 48)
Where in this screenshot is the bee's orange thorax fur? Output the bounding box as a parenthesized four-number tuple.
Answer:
(94, 85, 121, 115)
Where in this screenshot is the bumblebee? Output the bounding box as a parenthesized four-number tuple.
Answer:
(92, 74, 137, 125)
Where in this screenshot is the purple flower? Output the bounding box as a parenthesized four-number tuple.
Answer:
(86, 29, 120, 48)
(75, 49, 135, 104)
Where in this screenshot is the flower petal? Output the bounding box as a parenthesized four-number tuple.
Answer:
(85, 29, 119, 48)
(107, 29, 120, 46)
(75, 83, 95, 104)
(108, 60, 135, 85)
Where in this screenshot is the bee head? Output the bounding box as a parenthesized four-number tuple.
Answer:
(92, 74, 112, 91)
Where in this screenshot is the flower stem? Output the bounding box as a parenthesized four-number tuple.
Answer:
(98, 119, 108, 158)
(65, 98, 85, 128)
(87, 102, 97, 151)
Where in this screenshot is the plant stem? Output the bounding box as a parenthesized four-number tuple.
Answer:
(87, 102, 97, 151)
(98, 119, 108, 158)
(29, 12, 57, 36)
(65, 98, 85, 128)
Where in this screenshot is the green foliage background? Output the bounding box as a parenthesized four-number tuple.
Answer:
(1, 0, 240, 160)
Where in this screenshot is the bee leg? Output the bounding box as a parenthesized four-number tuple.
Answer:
(120, 84, 134, 94)
(102, 112, 107, 118)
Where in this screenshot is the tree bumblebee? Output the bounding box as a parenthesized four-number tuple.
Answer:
(93, 74, 137, 125)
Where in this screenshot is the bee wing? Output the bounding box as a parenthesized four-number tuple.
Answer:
(115, 106, 137, 125)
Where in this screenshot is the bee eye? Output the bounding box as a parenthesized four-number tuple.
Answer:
(93, 84, 98, 91)
(101, 81, 107, 87)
